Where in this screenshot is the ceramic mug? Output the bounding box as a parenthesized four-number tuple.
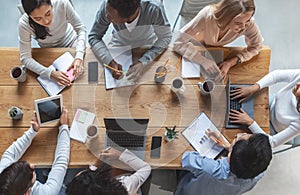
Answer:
(86, 125, 98, 140)
(171, 77, 185, 94)
(198, 80, 215, 95)
(8, 106, 23, 120)
(10, 65, 26, 82)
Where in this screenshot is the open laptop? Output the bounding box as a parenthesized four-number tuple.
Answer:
(225, 76, 254, 128)
(104, 118, 149, 160)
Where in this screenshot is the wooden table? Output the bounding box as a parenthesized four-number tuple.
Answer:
(0, 46, 270, 169)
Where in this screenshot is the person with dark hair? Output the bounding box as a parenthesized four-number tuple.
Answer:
(19, 0, 86, 86)
(0, 107, 70, 195)
(175, 132, 272, 195)
(66, 147, 151, 195)
(229, 69, 300, 147)
(173, 0, 263, 79)
(89, 0, 172, 82)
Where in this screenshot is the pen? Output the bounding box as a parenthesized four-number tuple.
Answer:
(104, 64, 122, 73)
(163, 58, 169, 67)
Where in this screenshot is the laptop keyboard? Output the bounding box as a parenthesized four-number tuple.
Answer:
(230, 87, 242, 111)
(107, 132, 145, 148)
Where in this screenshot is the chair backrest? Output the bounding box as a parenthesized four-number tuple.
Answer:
(179, 0, 219, 18)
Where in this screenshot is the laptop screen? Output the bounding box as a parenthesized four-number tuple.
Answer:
(104, 118, 149, 133)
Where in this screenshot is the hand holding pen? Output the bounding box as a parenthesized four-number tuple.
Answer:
(107, 60, 124, 80)
(205, 129, 230, 150)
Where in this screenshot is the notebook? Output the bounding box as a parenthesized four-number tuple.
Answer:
(181, 57, 201, 78)
(70, 109, 96, 143)
(182, 112, 229, 159)
(104, 46, 135, 90)
(104, 118, 149, 160)
(225, 76, 254, 128)
(37, 52, 75, 96)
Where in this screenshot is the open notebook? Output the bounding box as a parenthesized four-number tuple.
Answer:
(182, 112, 229, 159)
(37, 52, 75, 96)
(104, 46, 135, 90)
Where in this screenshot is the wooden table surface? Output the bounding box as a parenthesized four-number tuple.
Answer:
(0, 46, 271, 169)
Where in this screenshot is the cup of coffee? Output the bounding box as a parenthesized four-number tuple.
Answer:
(198, 80, 215, 95)
(10, 65, 26, 82)
(86, 125, 98, 140)
(171, 77, 185, 94)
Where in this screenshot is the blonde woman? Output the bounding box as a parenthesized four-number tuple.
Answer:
(173, 0, 263, 78)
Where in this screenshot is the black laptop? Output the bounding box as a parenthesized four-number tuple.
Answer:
(225, 76, 254, 128)
(104, 118, 149, 160)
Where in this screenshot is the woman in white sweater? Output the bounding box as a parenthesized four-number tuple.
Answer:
(19, 0, 86, 86)
(229, 69, 300, 148)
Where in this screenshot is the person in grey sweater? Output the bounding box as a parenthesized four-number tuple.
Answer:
(0, 107, 70, 195)
(19, 0, 86, 86)
(89, 0, 172, 82)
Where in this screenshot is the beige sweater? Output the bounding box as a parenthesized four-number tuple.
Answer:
(173, 5, 263, 64)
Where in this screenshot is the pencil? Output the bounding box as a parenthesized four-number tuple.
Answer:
(211, 137, 224, 146)
(104, 64, 122, 73)
(175, 57, 182, 72)
(163, 59, 169, 67)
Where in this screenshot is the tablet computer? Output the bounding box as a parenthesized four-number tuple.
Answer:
(34, 94, 63, 125)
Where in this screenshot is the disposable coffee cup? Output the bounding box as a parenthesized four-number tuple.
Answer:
(154, 66, 167, 83)
(10, 65, 26, 82)
(86, 125, 98, 139)
(171, 77, 185, 94)
(198, 80, 215, 95)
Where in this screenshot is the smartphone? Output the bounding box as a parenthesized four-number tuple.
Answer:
(88, 61, 98, 83)
(150, 136, 162, 158)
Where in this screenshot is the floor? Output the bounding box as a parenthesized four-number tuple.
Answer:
(1, 0, 300, 194)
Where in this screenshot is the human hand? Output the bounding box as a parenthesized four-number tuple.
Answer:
(229, 108, 254, 126)
(230, 84, 260, 103)
(60, 106, 68, 125)
(99, 147, 121, 161)
(68, 58, 83, 78)
(109, 60, 123, 80)
(205, 129, 230, 149)
(30, 111, 40, 132)
(50, 70, 71, 86)
(126, 62, 143, 82)
(218, 60, 231, 79)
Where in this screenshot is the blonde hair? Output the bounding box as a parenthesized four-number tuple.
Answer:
(214, 0, 255, 29)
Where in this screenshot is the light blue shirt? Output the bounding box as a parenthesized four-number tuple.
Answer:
(175, 151, 263, 195)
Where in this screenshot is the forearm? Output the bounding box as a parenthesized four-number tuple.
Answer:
(0, 127, 37, 172)
(256, 69, 295, 89)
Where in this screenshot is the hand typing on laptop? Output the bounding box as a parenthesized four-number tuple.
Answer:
(229, 108, 254, 126)
(230, 84, 260, 103)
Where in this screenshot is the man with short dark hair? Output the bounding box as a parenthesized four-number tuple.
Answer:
(175, 133, 272, 195)
(89, 0, 172, 82)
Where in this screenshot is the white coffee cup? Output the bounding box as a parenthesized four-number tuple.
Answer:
(198, 80, 215, 95)
(8, 106, 23, 120)
(10, 65, 26, 82)
(86, 125, 98, 139)
(171, 77, 185, 94)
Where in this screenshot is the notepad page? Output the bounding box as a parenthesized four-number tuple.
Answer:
(52, 52, 74, 72)
(181, 57, 201, 78)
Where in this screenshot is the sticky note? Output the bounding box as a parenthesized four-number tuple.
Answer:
(75, 110, 88, 123)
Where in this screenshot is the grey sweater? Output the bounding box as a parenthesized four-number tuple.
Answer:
(18, 0, 86, 79)
(88, 0, 172, 66)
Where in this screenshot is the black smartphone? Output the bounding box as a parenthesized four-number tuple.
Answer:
(150, 136, 162, 158)
(88, 61, 98, 83)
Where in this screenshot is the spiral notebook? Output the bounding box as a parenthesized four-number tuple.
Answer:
(37, 52, 75, 96)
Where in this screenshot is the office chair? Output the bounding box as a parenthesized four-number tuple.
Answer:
(172, 0, 219, 32)
(273, 135, 300, 154)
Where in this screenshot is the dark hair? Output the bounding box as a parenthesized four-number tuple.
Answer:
(107, 0, 141, 18)
(214, 0, 256, 29)
(66, 163, 127, 195)
(21, 0, 52, 40)
(230, 133, 272, 179)
(0, 161, 34, 195)
(297, 97, 300, 113)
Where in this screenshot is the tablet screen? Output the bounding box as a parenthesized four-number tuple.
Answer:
(36, 97, 61, 124)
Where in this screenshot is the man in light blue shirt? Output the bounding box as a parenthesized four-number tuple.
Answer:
(175, 133, 272, 195)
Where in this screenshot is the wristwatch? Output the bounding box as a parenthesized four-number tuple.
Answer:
(236, 56, 241, 64)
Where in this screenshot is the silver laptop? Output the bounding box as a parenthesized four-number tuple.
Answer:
(104, 118, 149, 160)
(225, 76, 254, 128)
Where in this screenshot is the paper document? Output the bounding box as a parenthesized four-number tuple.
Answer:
(70, 109, 96, 143)
(104, 46, 135, 89)
(182, 112, 229, 159)
(181, 57, 201, 78)
(37, 52, 74, 96)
